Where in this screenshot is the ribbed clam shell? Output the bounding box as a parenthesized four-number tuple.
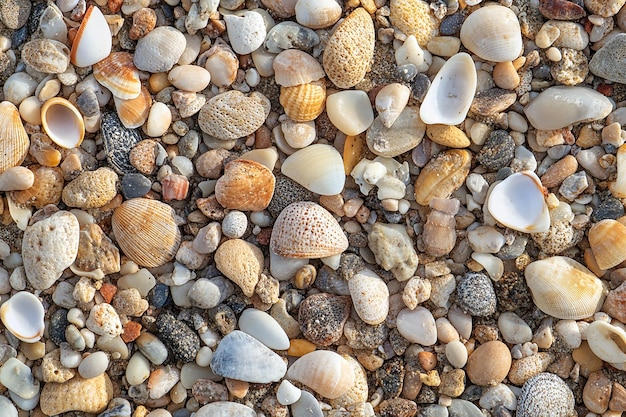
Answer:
(585, 321, 626, 364)
(0, 101, 29, 174)
(524, 256, 606, 320)
(0, 292, 45, 343)
(215, 159, 275, 211)
(101, 112, 141, 174)
(460, 5, 522, 62)
(111, 198, 181, 267)
(270, 201, 348, 258)
(10, 166, 64, 209)
(279, 80, 326, 122)
(295, 0, 342, 29)
(287, 351, 355, 399)
(588, 219, 626, 270)
(281, 144, 345, 195)
(273, 49, 325, 87)
(40, 97, 85, 149)
(93, 52, 142, 100)
(70, 5, 112, 67)
(114, 86, 152, 129)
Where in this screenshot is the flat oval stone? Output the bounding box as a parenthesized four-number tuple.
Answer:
(291, 390, 323, 417)
(238, 308, 290, 350)
(589, 33, 626, 84)
(449, 399, 483, 417)
(194, 402, 256, 417)
(396, 306, 437, 345)
(77, 351, 109, 379)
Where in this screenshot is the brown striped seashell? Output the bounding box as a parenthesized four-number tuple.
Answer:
(215, 159, 275, 211)
(111, 198, 181, 267)
(588, 219, 626, 270)
(270, 201, 348, 258)
(93, 52, 142, 100)
(273, 49, 325, 87)
(287, 350, 355, 399)
(0, 101, 29, 174)
(114, 86, 152, 129)
(279, 80, 326, 123)
(10, 165, 64, 209)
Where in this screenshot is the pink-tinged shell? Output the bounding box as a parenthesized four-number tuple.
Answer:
(588, 219, 626, 270)
(114, 86, 152, 129)
(286, 351, 355, 399)
(0, 101, 29, 174)
(273, 49, 325, 87)
(93, 52, 142, 100)
(270, 201, 348, 258)
(161, 173, 189, 201)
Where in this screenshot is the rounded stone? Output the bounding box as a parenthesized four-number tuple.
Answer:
(456, 272, 497, 316)
(466, 341, 512, 386)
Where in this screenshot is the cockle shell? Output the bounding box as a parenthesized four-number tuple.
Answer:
(273, 49, 325, 87)
(70, 5, 112, 67)
(0, 101, 29, 174)
(486, 171, 550, 234)
(419, 52, 477, 126)
(0, 292, 45, 343)
(40, 97, 85, 149)
(588, 219, 626, 270)
(281, 144, 345, 195)
(460, 5, 523, 62)
(585, 321, 626, 365)
(111, 198, 181, 268)
(295, 0, 342, 29)
(133, 26, 186, 73)
(279, 80, 326, 123)
(215, 159, 276, 211)
(286, 350, 355, 399)
(270, 201, 348, 258)
(93, 52, 142, 100)
(524, 256, 607, 320)
(114, 86, 152, 129)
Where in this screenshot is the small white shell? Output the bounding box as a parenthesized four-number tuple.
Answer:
(70, 6, 112, 67)
(273, 49, 325, 87)
(419, 53, 477, 125)
(295, 0, 342, 29)
(40, 97, 85, 149)
(286, 351, 355, 399)
(0, 292, 45, 343)
(375, 83, 411, 128)
(281, 144, 345, 195)
(460, 5, 523, 62)
(326, 90, 374, 136)
(486, 171, 550, 233)
(585, 321, 626, 365)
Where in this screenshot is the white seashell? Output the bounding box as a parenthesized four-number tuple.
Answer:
(40, 97, 85, 149)
(239, 147, 279, 171)
(419, 53, 477, 125)
(460, 5, 523, 62)
(348, 269, 389, 325)
(70, 6, 112, 67)
(295, 0, 342, 29)
(277, 380, 301, 405)
(273, 49, 325, 87)
(524, 256, 607, 320)
(0, 292, 45, 343)
(486, 171, 550, 233)
(376, 83, 411, 128)
(281, 144, 345, 195)
(281, 119, 316, 149)
(134, 27, 187, 73)
(610, 144, 626, 198)
(238, 308, 290, 350)
(585, 321, 626, 365)
(223, 11, 267, 55)
(286, 351, 355, 399)
(326, 90, 374, 136)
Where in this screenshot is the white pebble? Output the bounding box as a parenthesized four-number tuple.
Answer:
(127, 352, 151, 385)
(555, 319, 582, 349)
(67, 308, 86, 328)
(448, 305, 472, 340)
(245, 68, 260, 87)
(479, 383, 517, 410)
(78, 351, 109, 379)
(0, 268, 10, 294)
(60, 343, 82, 368)
(546, 47, 562, 61)
(445, 340, 468, 368)
(223, 11, 266, 55)
(239, 308, 290, 350)
(467, 226, 505, 253)
(277, 380, 302, 405)
(396, 307, 437, 345)
(498, 312, 532, 344)
(199, 328, 220, 348)
(250, 211, 272, 227)
(146, 102, 171, 137)
(171, 155, 195, 177)
(3, 72, 38, 105)
(221, 210, 248, 238)
(508, 111, 528, 133)
(195, 346, 213, 367)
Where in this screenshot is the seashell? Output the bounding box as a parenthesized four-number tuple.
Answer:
(414, 149, 471, 206)
(114, 86, 152, 129)
(10, 166, 64, 209)
(419, 52, 477, 125)
(286, 350, 355, 399)
(366, 107, 425, 157)
(295, 0, 342, 29)
(215, 159, 275, 211)
(486, 171, 550, 234)
(133, 26, 186, 73)
(40, 97, 85, 149)
(273, 49, 325, 87)
(348, 269, 389, 325)
(93, 52, 142, 100)
(460, 5, 523, 62)
(327, 90, 374, 136)
(198, 90, 270, 140)
(70, 6, 112, 67)
(279, 80, 326, 123)
(524, 256, 607, 320)
(215, 239, 264, 297)
(323, 8, 375, 89)
(585, 321, 626, 365)
(588, 219, 626, 270)
(375, 83, 411, 128)
(0, 101, 29, 174)
(101, 112, 142, 174)
(270, 201, 349, 258)
(111, 198, 182, 268)
(0, 292, 45, 343)
(281, 144, 345, 195)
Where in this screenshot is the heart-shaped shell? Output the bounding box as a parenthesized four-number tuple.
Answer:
(460, 5, 523, 62)
(524, 256, 607, 320)
(70, 5, 112, 67)
(287, 351, 355, 399)
(585, 321, 626, 364)
(111, 198, 181, 267)
(279, 80, 326, 122)
(270, 201, 348, 258)
(588, 219, 626, 270)
(41, 97, 85, 149)
(0, 101, 29, 174)
(114, 86, 152, 129)
(93, 52, 142, 100)
(0, 291, 45, 343)
(280, 144, 345, 195)
(215, 159, 276, 211)
(273, 49, 325, 87)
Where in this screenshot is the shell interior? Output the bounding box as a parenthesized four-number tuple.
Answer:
(70, 5, 112, 67)
(0, 292, 45, 343)
(281, 144, 345, 195)
(41, 99, 85, 148)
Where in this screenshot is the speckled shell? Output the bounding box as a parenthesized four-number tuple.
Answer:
(279, 80, 326, 122)
(270, 201, 348, 258)
(287, 351, 355, 399)
(215, 159, 275, 211)
(460, 5, 523, 62)
(322, 8, 375, 89)
(40, 374, 114, 415)
(114, 86, 152, 129)
(111, 198, 181, 268)
(0, 291, 45, 343)
(0, 101, 29, 174)
(93, 52, 142, 100)
(524, 256, 607, 320)
(40, 97, 85, 149)
(10, 165, 64, 208)
(348, 269, 389, 325)
(198, 90, 269, 140)
(101, 112, 141, 174)
(588, 219, 626, 270)
(273, 49, 325, 87)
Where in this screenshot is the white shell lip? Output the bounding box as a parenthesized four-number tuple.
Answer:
(41, 97, 85, 149)
(70, 5, 112, 67)
(0, 292, 45, 343)
(585, 321, 626, 364)
(486, 171, 550, 233)
(419, 52, 477, 126)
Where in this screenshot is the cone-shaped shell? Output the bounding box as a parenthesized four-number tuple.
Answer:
(287, 350, 355, 399)
(114, 86, 152, 129)
(524, 256, 606, 320)
(589, 219, 626, 270)
(281, 144, 345, 195)
(0, 291, 45, 343)
(279, 80, 326, 122)
(70, 5, 112, 67)
(93, 52, 142, 100)
(215, 159, 275, 211)
(273, 49, 325, 87)
(111, 198, 181, 267)
(460, 5, 522, 62)
(0, 101, 29, 174)
(270, 201, 348, 258)
(40, 97, 85, 149)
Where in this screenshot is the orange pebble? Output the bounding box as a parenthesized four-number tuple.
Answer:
(100, 283, 117, 303)
(287, 339, 316, 357)
(418, 351, 437, 372)
(121, 321, 142, 343)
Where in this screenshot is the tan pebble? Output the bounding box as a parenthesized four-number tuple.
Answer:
(508, 352, 554, 385)
(62, 167, 118, 208)
(11, 165, 63, 208)
(129, 7, 156, 40)
(42, 349, 75, 383)
(603, 281, 626, 323)
(577, 124, 602, 148)
(74, 223, 121, 276)
(133, 405, 150, 417)
(355, 350, 384, 371)
(426, 124, 471, 148)
(466, 341, 511, 386)
(438, 369, 465, 397)
(168, 65, 211, 93)
(0, 166, 34, 191)
(21, 341, 46, 360)
(493, 61, 520, 90)
(389, 0, 438, 46)
(197, 90, 269, 140)
(215, 159, 275, 211)
(610, 382, 626, 412)
(214, 238, 264, 297)
(402, 277, 431, 309)
(540, 155, 578, 188)
(584, 0, 625, 17)
(113, 288, 149, 316)
(40, 373, 114, 415)
(547, 354, 575, 379)
(319, 194, 345, 217)
(29, 133, 62, 167)
(148, 72, 171, 93)
(419, 370, 440, 387)
(583, 370, 612, 414)
(572, 341, 604, 376)
(205, 49, 239, 88)
(414, 149, 471, 206)
(418, 351, 437, 372)
(195, 148, 231, 179)
(426, 36, 461, 57)
(294, 264, 317, 289)
(225, 378, 249, 399)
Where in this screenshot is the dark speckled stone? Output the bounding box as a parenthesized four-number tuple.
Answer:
(121, 173, 152, 199)
(593, 192, 625, 221)
(298, 293, 351, 346)
(477, 130, 515, 172)
(439, 12, 464, 36)
(49, 308, 69, 346)
(101, 112, 141, 175)
(156, 310, 200, 363)
(148, 283, 170, 309)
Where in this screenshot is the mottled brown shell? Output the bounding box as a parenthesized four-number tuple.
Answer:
(215, 159, 275, 211)
(197, 90, 269, 140)
(0, 101, 29, 174)
(93, 52, 142, 100)
(40, 374, 114, 415)
(10, 165, 64, 208)
(111, 198, 181, 267)
(279, 80, 326, 122)
(414, 149, 471, 206)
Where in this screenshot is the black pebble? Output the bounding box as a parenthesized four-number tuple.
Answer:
(49, 308, 69, 346)
(121, 173, 152, 199)
(156, 310, 200, 363)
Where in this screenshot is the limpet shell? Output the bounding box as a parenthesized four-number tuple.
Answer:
(286, 350, 355, 399)
(281, 144, 345, 195)
(198, 90, 269, 140)
(273, 49, 325, 87)
(0, 292, 45, 343)
(70, 5, 112, 67)
(40, 97, 85, 149)
(588, 219, 626, 270)
(524, 256, 607, 320)
(279, 80, 326, 123)
(215, 159, 276, 211)
(93, 52, 142, 100)
(111, 198, 182, 268)
(0, 101, 29, 174)
(585, 321, 626, 365)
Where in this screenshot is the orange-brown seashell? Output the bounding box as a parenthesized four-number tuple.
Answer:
(588, 219, 626, 270)
(538, 0, 586, 20)
(10, 165, 64, 209)
(279, 80, 326, 123)
(114, 86, 152, 129)
(93, 52, 142, 100)
(0, 101, 29, 174)
(215, 159, 275, 211)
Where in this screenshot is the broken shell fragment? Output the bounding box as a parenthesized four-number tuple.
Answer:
(286, 350, 355, 399)
(0, 101, 29, 174)
(70, 5, 112, 67)
(588, 219, 626, 270)
(281, 144, 345, 195)
(0, 291, 45, 343)
(273, 49, 325, 87)
(40, 97, 85, 149)
(585, 321, 626, 365)
(114, 86, 152, 129)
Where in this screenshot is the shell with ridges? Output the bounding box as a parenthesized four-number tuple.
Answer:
(93, 52, 142, 100)
(40, 97, 85, 149)
(286, 350, 355, 399)
(114, 86, 152, 129)
(585, 321, 626, 365)
(524, 256, 607, 320)
(273, 49, 325, 87)
(0, 291, 45, 343)
(215, 159, 275, 212)
(0, 101, 29, 174)
(588, 219, 626, 270)
(281, 144, 345, 195)
(111, 198, 181, 268)
(70, 5, 112, 67)
(279, 80, 326, 123)
(270, 201, 348, 258)
(295, 0, 342, 29)
(414, 149, 471, 206)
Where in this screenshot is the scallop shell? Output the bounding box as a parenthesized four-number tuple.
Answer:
(10, 165, 64, 209)
(279, 80, 326, 123)
(588, 219, 626, 270)
(460, 5, 523, 62)
(0, 101, 29, 174)
(585, 321, 626, 365)
(93, 52, 142, 100)
(295, 0, 342, 29)
(280, 144, 346, 195)
(273, 49, 325, 87)
(215, 159, 276, 211)
(419, 52, 477, 125)
(0, 291, 45, 343)
(40, 97, 85, 149)
(486, 171, 550, 234)
(287, 350, 355, 399)
(270, 201, 348, 258)
(111, 198, 181, 268)
(70, 5, 112, 67)
(114, 86, 152, 129)
(524, 256, 607, 320)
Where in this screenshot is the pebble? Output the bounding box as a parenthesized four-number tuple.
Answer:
(378, 398, 418, 417)
(368, 223, 418, 281)
(238, 308, 290, 350)
(446, 340, 468, 368)
(264, 21, 319, 53)
(465, 341, 511, 386)
(62, 167, 118, 208)
(156, 310, 200, 363)
(396, 307, 437, 345)
(298, 293, 351, 346)
(291, 390, 323, 417)
(148, 366, 180, 399)
(476, 130, 515, 172)
(221, 210, 248, 238)
(223, 11, 266, 55)
(590, 33, 626, 84)
(583, 370, 611, 413)
(390, 0, 438, 46)
(21, 38, 69, 74)
(448, 399, 483, 417)
(121, 172, 152, 199)
(214, 239, 263, 297)
(102, 112, 142, 174)
(508, 352, 554, 385)
(192, 379, 228, 404)
(516, 373, 574, 417)
(0, 166, 34, 191)
(86, 303, 123, 337)
(277, 380, 301, 405)
(127, 352, 151, 385)
(187, 277, 233, 309)
(194, 402, 256, 417)
(40, 373, 113, 415)
(456, 272, 496, 317)
(402, 276, 431, 309)
(498, 312, 532, 344)
(0, 0, 31, 29)
(78, 351, 109, 379)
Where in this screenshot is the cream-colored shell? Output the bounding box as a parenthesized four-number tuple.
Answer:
(273, 49, 325, 87)
(279, 80, 326, 122)
(40, 97, 85, 149)
(93, 52, 142, 100)
(281, 144, 345, 195)
(0, 101, 29, 174)
(585, 321, 626, 365)
(114, 86, 152, 129)
(460, 5, 523, 62)
(0, 291, 45, 343)
(295, 0, 342, 29)
(287, 350, 355, 399)
(348, 269, 389, 325)
(588, 219, 626, 270)
(524, 256, 607, 320)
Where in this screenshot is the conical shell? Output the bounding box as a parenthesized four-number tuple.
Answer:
(287, 350, 355, 399)
(524, 256, 607, 320)
(270, 201, 348, 258)
(0, 291, 45, 343)
(70, 5, 112, 67)
(40, 97, 85, 149)
(10, 166, 64, 209)
(585, 321, 626, 364)
(215, 159, 275, 211)
(281, 144, 346, 195)
(588, 219, 626, 270)
(0, 101, 29, 174)
(460, 5, 522, 62)
(273, 49, 325, 87)
(111, 198, 181, 267)
(93, 52, 142, 100)
(114, 86, 152, 129)
(279, 80, 326, 122)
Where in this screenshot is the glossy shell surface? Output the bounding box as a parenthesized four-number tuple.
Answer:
(40, 97, 85, 149)
(93, 52, 142, 100)
(588, 219, 626, 270)
(70, 5, 112, 67)
(273, 49, 325, 87)
(281, 144, 346, 195)
(215, 159, 276, 211)
(0, 291, 45, 343)
(279, 80, 326, 123)
(0, 101, 29, 174)
(286, 350, 355, 399)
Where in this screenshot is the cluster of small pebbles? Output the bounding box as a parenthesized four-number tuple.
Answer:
(4, 0, 626, 416)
